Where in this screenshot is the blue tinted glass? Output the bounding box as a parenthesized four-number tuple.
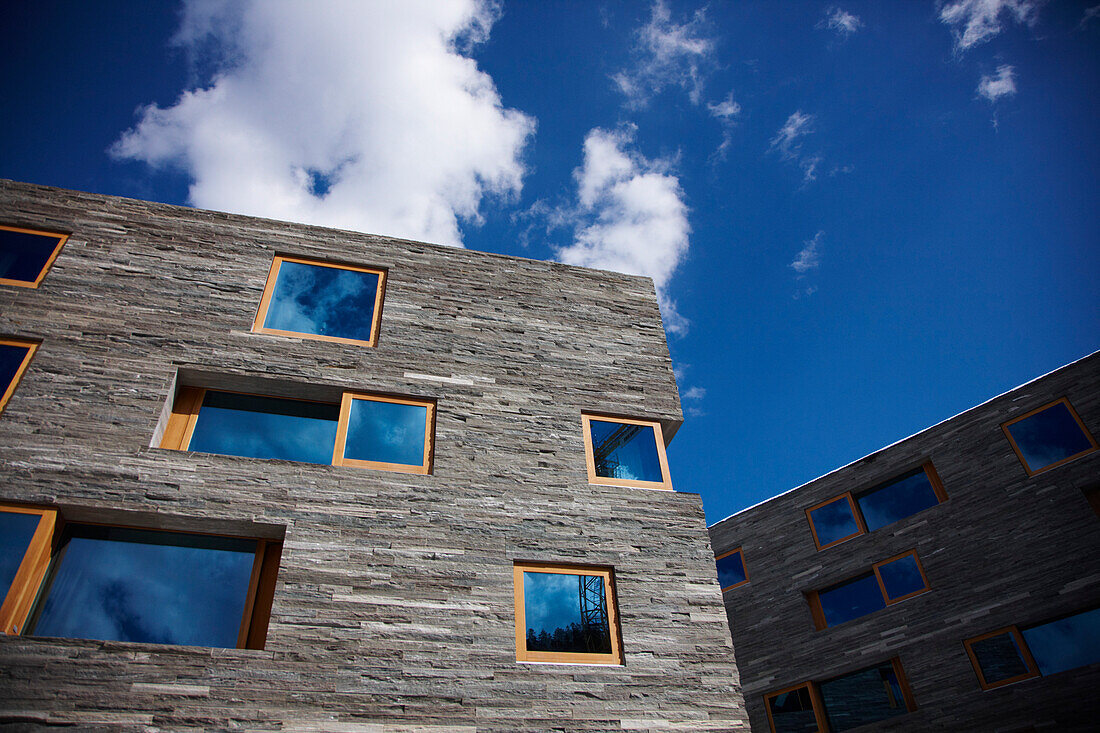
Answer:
(820, 663, 907, 731)
(809, 496, 860, 546)
(856, 469, 940, 531)
(877, 555, 926, 601)
(1007, 402, 1094, 471)
(264, 260, 380, 342)
(188, 391, 339, 465)
(768, 687, 818, 733)
(0, 510, 41, 594)
(523, 571, 611, 654)
(0, 228, 62, 282)
(1022, 607, 1100, 676)
(971, 632, 1030, 684)
(716, 551, 747, 589)
(344, 399, 427, 466)
(819, 574, 885, 627)
(31, 526, 256, 647)
(589, 419, 663, 483)
(0, 343, 32, 395)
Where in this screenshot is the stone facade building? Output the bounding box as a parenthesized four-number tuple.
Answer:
(709, 353, 1100, 731)
(0, 180, 747, 732)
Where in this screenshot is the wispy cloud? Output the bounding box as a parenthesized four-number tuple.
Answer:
(111, 0, 535, 247)
(978, 65, 1017, 102)
(939, 0, 1045, 52)
(770, 111, 823, 183)
(612, 0, 716, 109)
(817, 6, 864, 38)
(1078, 4, 1100, 29)
(790, 230, 823, 298)
(553, 126, 691, 333)
(707, 92, 742, 159)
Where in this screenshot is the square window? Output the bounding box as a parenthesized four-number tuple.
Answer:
(0, 225, 68, 288)
(964, 627, 1038, 690)
(161, 386, 434, 475)
(0, 338, 39, 414)
(854, 463, 947, 532)
(716, 547, 749, 590)
(0, 505, 56, 636)
(1002, 398, 1097, 475)
(253, 255, 386, 347)
(873, 551, 929, 603)
(581, 414, 672, 490)
(513, 562, 622, 665)
(806, 494, 864, 550)
(764, 683, 825, 733)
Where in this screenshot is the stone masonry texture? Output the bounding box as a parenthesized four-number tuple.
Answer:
(710, 351, 1100, 732)
(0, 180, 748, 732)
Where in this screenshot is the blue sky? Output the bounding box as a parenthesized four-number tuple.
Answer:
(3, 1, 1097, 523)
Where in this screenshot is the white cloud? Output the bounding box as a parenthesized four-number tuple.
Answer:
(790, 231, 823, 274)
(818, 6, 864, 37)
(554, 127, 691, 333)
(978, 65, 1017, 102)
(681, 386, 706, 401)
(612, 0, 716, 109)
(111, 0, 535, 247)
(707, 94, 742, 120)
(770, 111, 824, 183)
(939, 0, 1044, 52)
(1080, 5, 1100, 29)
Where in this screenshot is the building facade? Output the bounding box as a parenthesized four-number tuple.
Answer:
(0, 180, 747, 731)
(709, 353, 1100, 731)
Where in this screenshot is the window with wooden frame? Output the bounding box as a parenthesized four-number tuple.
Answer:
(806, 462, 947, 551)
(0, 338, 39, 414)
(161, 386, 435, 475)
(964, 627, 1038, 690)
(764, 658, 916, 733)
(0, 224, 68, 288)
(1, 505, 281, 649)
(581, 413, 672, 490)
(807, 551, 929, 630)
(253, 255, 387, 347)
(513, 562, 623, 665)
(1002, 398, 1097, 476)
(966, 607, 1100, 690)
(716, 547, 749, 591)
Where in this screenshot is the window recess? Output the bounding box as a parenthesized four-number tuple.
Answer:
(1001, 398, 1097, 476)
(0, 338, 39, 414)
(0, 504, 281, 649)
(0, 224, 69, 288)
(161, 386, 435, 475)
(807, 551, 929, 630)
(581, 413, 672, 490)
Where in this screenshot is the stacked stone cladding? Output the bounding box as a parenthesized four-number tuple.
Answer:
(0, 180, 747, 732)
(709, 352, 1100, 731)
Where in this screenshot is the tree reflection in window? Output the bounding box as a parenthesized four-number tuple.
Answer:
(523, 571, 611, 655)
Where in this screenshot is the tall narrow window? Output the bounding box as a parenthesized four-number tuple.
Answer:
(0, 505, 56, 636)
(581, 414, 672, 490)
(808, 551, 929, 629)
(0, 338, 39, 414)
(716, 547, 749, 590)
(0, 225, 68, 288)
(1002, 398, 1097, 475)
(513, 562, 622, 665)
(253, 255, 386, 347)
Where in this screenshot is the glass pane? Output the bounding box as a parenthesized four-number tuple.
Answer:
(809, 496, 860, 546)
(0, 343, 32, 394)
(523, 571, 612, 655)
(0, 228, 62, 283)
(1022, 607, 1100, 676)
(0, 510, 41, 594)
(188, 391, 339, 464)
(263, 260, 380, 342)
(970, 632, 1030, 684)
(30, 526, 256, 648)
(768, 686, 819, 733)
(716, 551, 747, 589)
(344, 399, 427, 466)
(820, 662, 907, 731)
(877, 555, 926, 601)
(589, 419, 663, 483)
(819, 574, 885, 627)
(1007, 402, 1094, 471)
(856, 468, 940, 531)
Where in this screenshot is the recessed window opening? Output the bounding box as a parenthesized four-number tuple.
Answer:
(0, 338, 39, 414)
(1002, 398, 1097, 475)
(0, 225, 68, 288)
(581, 413, 672, 490)
(808, 551, 929, 630)
(716, 547, 749, 590)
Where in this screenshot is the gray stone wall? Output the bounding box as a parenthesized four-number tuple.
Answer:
(710, 352, 1100, 731)
(0, 180, 747, 732)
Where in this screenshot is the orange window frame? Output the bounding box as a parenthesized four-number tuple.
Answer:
(872, 550, 930, 604)
(716, 546, 750, 591)
(1001, 397, 1098, 476)
(805, 493, 866, 551)
(0, 225, 69, 288)
(580, 413, 673, 490)
(963, 626, 1039, 690)
(513, 561, 623, 665)
(0, 505, 57, 636)
(0, 338, 39, 414)
(252, 255, 387, 348)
